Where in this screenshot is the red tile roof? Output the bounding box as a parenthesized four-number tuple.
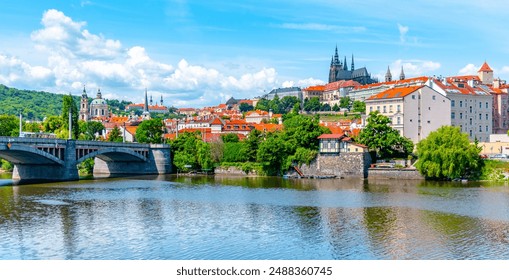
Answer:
(324, 80, 362, 91)
(479, 62, 493, 72)
(366, 85, 424, 100)
(303, 85, 325, 91)
(318, 134, 345, 139)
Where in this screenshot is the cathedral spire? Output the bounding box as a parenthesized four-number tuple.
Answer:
(399, 66, 405, 80)
(160, 95, 163, 106)
(385, 66, 392, 82)
(351, 54, 355, 71)
(82, 85, 87, 97)
(334, 45, 340, 65)
(144, 88, 149, 112)
(343, 56, 348, 71)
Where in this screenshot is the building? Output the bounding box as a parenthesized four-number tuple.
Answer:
(84, 88, 109, 119)
(302, 85, 325, 101)
(365, 85, 451, 143)
(79, 86, 89, 121)
(427, 77, 493, 142)
(328, 46, 377, 85)
(322, 80, 362, 106)
(264, 87, 303, 101)
(126, 90, 168, 114)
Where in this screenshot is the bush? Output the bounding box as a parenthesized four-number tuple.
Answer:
(1, 159, 13, 172)
(222, 142, 248, 162)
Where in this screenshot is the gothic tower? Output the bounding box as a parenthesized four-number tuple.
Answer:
(351, 54, 355, 71)
(399, 66, 405, 80)
(80, 86, 89, 121)
(142, 88, 151, 120)
(385, 66, 392, 82)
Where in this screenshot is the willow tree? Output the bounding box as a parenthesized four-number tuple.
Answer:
(416, 126, 483, 180)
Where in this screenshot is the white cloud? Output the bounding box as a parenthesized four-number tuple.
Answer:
(1, 9, 326, 108)
(458, 64, 478, 75)
(374, 59, 441, 81)
(398, 23, 409, 43)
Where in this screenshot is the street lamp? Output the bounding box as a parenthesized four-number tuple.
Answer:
(123, 122, 126, 143)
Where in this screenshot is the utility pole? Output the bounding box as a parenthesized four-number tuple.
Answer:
(123, 122, 126, 143)
(68, 108, 72, 140)
(19, 111, 22, 137)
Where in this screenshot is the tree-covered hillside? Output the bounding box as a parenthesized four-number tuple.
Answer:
(0, 84, 131, 120)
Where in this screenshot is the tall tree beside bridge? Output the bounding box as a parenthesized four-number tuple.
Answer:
(62, 93, 79, 139)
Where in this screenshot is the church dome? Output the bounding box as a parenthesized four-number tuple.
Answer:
(91, 99, 107, 105)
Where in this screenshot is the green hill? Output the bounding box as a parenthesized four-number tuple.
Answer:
(0, 84, 132, 120)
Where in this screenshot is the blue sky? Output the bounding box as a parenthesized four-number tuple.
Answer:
(1, 0, 508, 108)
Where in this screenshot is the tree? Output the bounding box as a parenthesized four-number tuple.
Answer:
(282, 114, 329, 151)
(416, 126, 483, 180)
(303, 97, 321, 112)
(43, 115, 64, 133)
(356, 111, 413, 159)
(339, 97, 351, 109)
(352, 100, 366, 113)
(79, 121, 105, 140)
(242, 129, 263, 162)
(255, 98, 270, 111)
(239, 102, 254, 112)
(108, 125, 123, 142)
(136, 118, 164, 143)
(0, 115, 18, 136)
(257, 133, 287, 175)
(332, 104, 340, 112)
(62, 94, 79, 139)
(320, 103, 331, 111)
(221, 133, 239, 143)
(196, 141, 214, 170)
(280, 96, 300, 113)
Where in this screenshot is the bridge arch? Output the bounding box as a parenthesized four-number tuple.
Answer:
(76, 147, 147, 164)
(0, 145, 64, 165)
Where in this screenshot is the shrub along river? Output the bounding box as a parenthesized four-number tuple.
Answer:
(1, 174, 509, 259)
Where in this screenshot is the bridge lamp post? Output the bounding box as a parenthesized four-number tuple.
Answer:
(123, 122, 126, 143)
(18, 111, 22, 137)
(68, 108, 72, 140)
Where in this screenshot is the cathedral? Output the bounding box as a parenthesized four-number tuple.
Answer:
(328, 46, 378, 85)
(80, 86, 109, 121)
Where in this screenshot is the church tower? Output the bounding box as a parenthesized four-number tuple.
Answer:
(478, 61, 493, 85)
(80, 86, 89, 121)
(142, 88, 151, 120)
(160, 95, 164, 106)
(385, 66, 392, 82)
(399, 66, 405, 80)
(351, 54, 355, 71)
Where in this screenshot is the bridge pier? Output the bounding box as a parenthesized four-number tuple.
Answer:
(11, 140, 79, 184)
(93, 144, 171, 176)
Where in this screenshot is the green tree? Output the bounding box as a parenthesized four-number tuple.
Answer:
(282, 114, 329, 151)
(339, 97, 351, 109)
(239, 102, 254, 112)
(222, 142, 248, 162)
(108, 125, 123, 142)
(43, 115, 64, 133)
(320, 103, 331, 111)
(196, 141, 214, 170)
(303, 97, 321, 112)
(356, 111, 413, 159)
(62, 94, 79, 139)
(23, 122, 42, 133)
(416, 126, 483, 180)
(221, 133, 239, 143)
(242, 129, 263, 162)
(280, 96, 300, 113)
(136, 118, 164, 143)
(255, 98, 270, 111)
(352, 100, 366, 113)
(78, 121, 105, 140)
(332, 104, 340, 112)
(0, 115, 18, 136)
(257, 132, 287, 175)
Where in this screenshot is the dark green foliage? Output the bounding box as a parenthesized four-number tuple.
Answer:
(43, 116, 64, 133)
(136, 118, 164, 143)
(23, 122, 42, 133)
(239, 102, 254, 112)
(356, 111, 413, 159)
(242, 129, 262, 162)
(339, 97, 351, 109)
(222, 142, 248, 162)
(0, 115, 18, 136)
(62, 94, 79, 139)
(416, 126, 483, 180)
(352, 100, 366, 113)
(320, 103, 331, 111)
(255, 98, 270, 112)
(282, 114, 329, 151)
(77, 158, 94, 176)
(170, 132, 213, 171)
(257, 133, 288, 175)
(78, 121, 105, 140)
(332, 104, 340, 112)
(303, 97, 321, 112)
(108, 125, 123, 142)
(221, 133, 239, 143)
(284, 147, 318, 170)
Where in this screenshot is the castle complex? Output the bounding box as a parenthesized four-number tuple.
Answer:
(328, 46, 378, 85)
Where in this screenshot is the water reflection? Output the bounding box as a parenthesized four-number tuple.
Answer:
(1, 175, 509, 259)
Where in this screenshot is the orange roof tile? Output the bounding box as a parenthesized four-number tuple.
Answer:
(303, 85, 325, 91)
(251, 123, 283, 132)
(210, 118, 223, 125)
(479, 62, 493, 72)
(324, 80, 362, 91)
(318, 134, 345, 139)
(367, 85, 424, 100)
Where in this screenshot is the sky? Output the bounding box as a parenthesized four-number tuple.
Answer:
(1, 0, 509, 108)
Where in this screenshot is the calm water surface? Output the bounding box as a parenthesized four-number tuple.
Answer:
(1, 174, 509, 260)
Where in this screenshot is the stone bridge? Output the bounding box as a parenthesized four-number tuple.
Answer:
(0, 137, 172, 183)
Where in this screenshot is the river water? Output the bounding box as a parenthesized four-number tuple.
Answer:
(1, 174, 509, 260)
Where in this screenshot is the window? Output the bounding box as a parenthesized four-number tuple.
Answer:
(470, 130, 473, 137)
(427, 120, 431, 124)
(486, 126, 489, 133)
(432, 95, 436, 100)
(486, 102, 489, 109)
(370, 106, 373, 112)
(470, 118, 473, 125)
(469, 106, 472, 113)
(479, 114, 482, 120)
(486, 114, 489, 120)
(479, 102, 482, 109)
(479, 126, 482, 132)
(451, 112, 455, 119)
(389, 105, 393, 112)
(460, 101, 463, 107)
(377, 106, 380, 111)
(397, 117, 401, 124)
(452, 100, 455, 107)
(412, 95, 416, 99)
(460, 113, 463, 119)
(397, 105, 401, 112)
(383, 106, 386, 113)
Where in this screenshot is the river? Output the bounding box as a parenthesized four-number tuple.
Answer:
(1, 174, 509, 260)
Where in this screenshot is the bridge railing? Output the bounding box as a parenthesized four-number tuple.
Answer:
(0, 136, 67, 145)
